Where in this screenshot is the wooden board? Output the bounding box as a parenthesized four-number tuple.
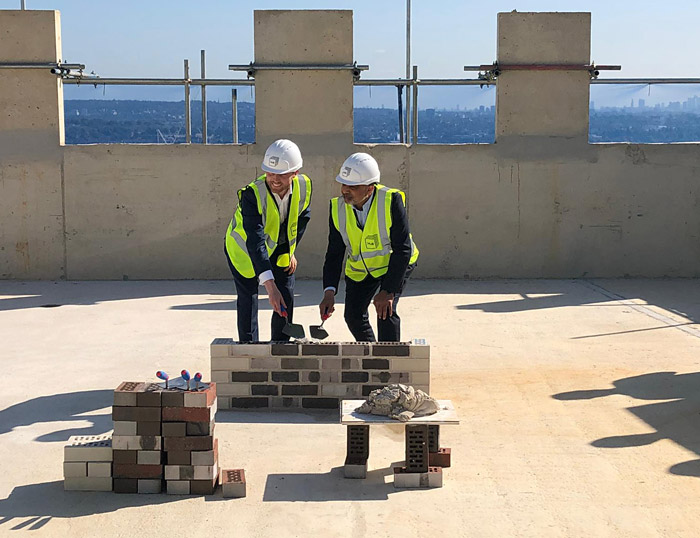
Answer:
(341, 399, 459, 425)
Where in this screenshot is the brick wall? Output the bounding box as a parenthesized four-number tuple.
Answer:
(211, 339, 430, 410)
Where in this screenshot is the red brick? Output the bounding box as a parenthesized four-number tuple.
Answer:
(221, 468, 246, 498)
(164, 436, 214, 452)
(161, 406, 213, 423)
(183, 383, 217, 408)
(429, 447, 451, 468)
(113, 464, 163, 479)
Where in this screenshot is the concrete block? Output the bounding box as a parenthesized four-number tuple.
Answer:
(410, 372, 431, 385)
(218, 383, 251, 396)
(221, 469, 246, 498)
(137, 450, 162, 465)
(113, 421, 138, 436)
(162, 422, 187, 437)
(164, 435, 214, 452)
(64, 477, 112, 492)
(429, 447, 451, 468)
(410, 338, 430, 359)
(113, 464, 163, 479)
(166, 480, 191, 495)
(138, 479, 162, 494)
(250, 357, 281, 369)
(210, 370, 231, 383)
(184, 383, 217, 408)
(87, 462, 112, 478)
(111, 435, 161, 451)
(64, 435, 113, 462)
(63, 462, 87, 478)
(191, 439, 218, 466)
(114, 382, 144, 407)
(343, 461, 367, 479)
(393, 467, 443, 488)
(113, 478, 138, 493)
(194, 462, 218, 480)
(210, 357, 250, 370)
(137, 421, 161, 436)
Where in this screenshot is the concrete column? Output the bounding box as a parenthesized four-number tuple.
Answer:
(496, 12, 591, 142)
(253, 10, 354, 151)
(0, 10, 65, 278)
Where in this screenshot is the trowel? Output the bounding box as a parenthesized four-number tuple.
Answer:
(309, 313, 330, 340)
(280, 305, 305, 339)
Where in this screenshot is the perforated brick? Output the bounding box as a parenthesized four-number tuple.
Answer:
(221, 468, 246, 498)
(64, 435, 113, 462)
(114, 382, 144, 407)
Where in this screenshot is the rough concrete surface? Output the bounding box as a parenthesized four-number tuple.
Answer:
(1, 279, 700, 536)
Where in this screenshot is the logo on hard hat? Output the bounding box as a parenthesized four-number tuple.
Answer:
(268, 156, 279, 167)
(341, 166, 352, 178)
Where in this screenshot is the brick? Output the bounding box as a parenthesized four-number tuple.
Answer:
(211, 337, 235, 354)
(218, 396, 231, 409)
(410, 372, 431, 385)
(137, 422, 161, 436)
(317, 371, 339, 383)
(64, 435, 113, 462)
(113, 464, 163, 479)
(64, 477, 112, 492)
(342, 372, 369, 383)
(191, 439, 219, 466)
(165, 465, 194, 480)
(306, 371, 321, 383)
(111, 435, 161, 451)
(138, 479, 162, 494)
(272, 371, 299, 382)
(230, 371, 268, 382)
(194, 463, 218, 480)
(211, 357, 250, 370)
(389, 358, 430, 371)
(162, 406, 214, 423)
(393, 467, 442, 488)
(341, 358, 360, 370)
(166, 480, 190, 495)
(270, 397, 299, 408)
(211, 370, 231, 383)
(184, 383, 217, 408)
(250, 357, 280, 369)
(218, 383, 250, 396)
(63, 462, 87, 478)
(362, 385, 385, 397)
(363, 359, 390, 369)
(341, 343, 371, 356)
(137, 450, 162, 465)
(321, 384, 361, 397)
(230, 342, 271, 357)
(429, 447, 451, 468)
(373, 343, 410, 356)
(112, 406, 161, 422)
(371, 371, 409, 384)
(221, 469, 246, 498)
(186, 421, 215, 436)
(167, 451, 191, 465)
(136, 383, 162, 407)
(162, 422, 187, 437)
(301, 344, 339, 356)
(252, 385, 278, 396)
(281, 358, 318, 369)
(321, 358, 342, 369)
(344, 458, 367, 479)
(164, 436, 214, 452)
(282, 385, 317, 396)
(271, 343, 298, 356)
(114, 382, 144, 407)
(302, 398, 339, 409)
(113, 478, 138, 493)
(410, 338, 430, 359)
(113, 421, 137, 436)
(87, 462, 112, 478)
(230, 397, 269, 408)
(113, 450, 137, 464)
(161, 391, 185, 407)
(190, 477, 218, 495)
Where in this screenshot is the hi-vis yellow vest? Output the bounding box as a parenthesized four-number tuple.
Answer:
(226, 173, 312, 279)
(331, 184, 418, 282)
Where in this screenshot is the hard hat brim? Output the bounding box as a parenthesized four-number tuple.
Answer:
(335, 174, 379, 186)
(261, 162, 302, 174)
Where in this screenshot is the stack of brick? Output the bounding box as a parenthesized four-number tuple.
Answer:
(162, 383, 219, 495)
(63, 434, 113, 491)
(112, 382, 164, 494)
(211, 338, 430, 411)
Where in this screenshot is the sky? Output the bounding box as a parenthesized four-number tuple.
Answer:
(2, 0, 700, 107)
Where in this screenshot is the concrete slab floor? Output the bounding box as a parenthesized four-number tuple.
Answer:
(1, 279, 700, 537)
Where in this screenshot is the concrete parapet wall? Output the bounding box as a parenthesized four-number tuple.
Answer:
(211, 338, 431, 410)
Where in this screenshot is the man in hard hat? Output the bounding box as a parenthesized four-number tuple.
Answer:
(225, 139, 312, 341)
(319, 153, 418, 342)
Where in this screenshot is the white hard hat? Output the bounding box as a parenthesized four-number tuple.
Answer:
(336, 153, 380, 186)
(261, 139, 303, 174)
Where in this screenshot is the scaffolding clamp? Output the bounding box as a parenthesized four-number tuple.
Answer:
(466, 62, 621, 81)
(228, 61, 369, 81)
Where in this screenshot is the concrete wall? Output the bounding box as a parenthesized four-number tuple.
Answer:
(2, 10, 700, 280)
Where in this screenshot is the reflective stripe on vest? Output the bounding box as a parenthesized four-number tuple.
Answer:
(225, 173, 311, 278)
(331, 185, 418, 282)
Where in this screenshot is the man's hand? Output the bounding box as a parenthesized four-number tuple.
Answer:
(319, 289, 336, 319)
(264, 280, 287, 316)
(373, 290, 394, 320)
(285, 254, 298, 274)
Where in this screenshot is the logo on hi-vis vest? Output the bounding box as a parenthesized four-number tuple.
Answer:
(290, 222, 297, 237)
(364, 234, 380, 250)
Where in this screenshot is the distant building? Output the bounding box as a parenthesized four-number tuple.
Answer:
(638, 99, 645, 108)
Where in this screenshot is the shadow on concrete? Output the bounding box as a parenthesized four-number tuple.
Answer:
(553, 371, 700, 477)
(215, 408, 338, 425)
(0, 481, 184, 527)
(263, 463, 405, 502)
(0, 390, 113, 442)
